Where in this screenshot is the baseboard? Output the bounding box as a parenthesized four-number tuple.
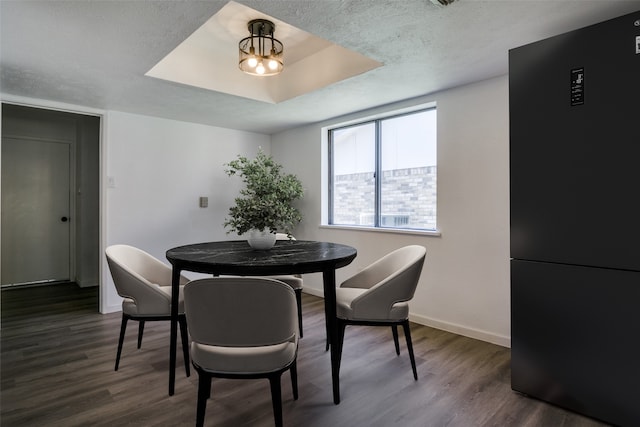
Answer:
(103, 303, 122, 314)
(302, 287, 511, 348)
(409, 313, 510, 348)
(302, 287, 324, 298)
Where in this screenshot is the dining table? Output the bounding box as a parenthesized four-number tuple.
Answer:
(165, 239, 357, 404)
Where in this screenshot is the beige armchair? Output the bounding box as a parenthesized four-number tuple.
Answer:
(335, 245, 427, 383)
(184, 277, 299, 427)
(105, 244, 190, 374)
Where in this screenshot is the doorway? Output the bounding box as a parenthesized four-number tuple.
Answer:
(1, 104, 100, 290)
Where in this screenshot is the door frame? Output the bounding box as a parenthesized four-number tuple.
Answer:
(1, 96, 106, 311)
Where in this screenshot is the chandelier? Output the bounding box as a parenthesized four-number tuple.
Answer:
(238, 19, 284, 76)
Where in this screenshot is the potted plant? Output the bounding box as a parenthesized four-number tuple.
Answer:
(224, 149, 304, 249)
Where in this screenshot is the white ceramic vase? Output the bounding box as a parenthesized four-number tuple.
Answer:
(246, 228, 277, 250)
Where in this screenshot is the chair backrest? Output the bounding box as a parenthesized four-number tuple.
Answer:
(184, 277, 298, 347)
(276, 233, 295, 241)
(105, 244, 184, 314)
(342, 245, 426, 318)
(274, 233, 300, 279)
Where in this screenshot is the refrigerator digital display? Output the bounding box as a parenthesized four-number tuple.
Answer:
(570, 67, 584, 106)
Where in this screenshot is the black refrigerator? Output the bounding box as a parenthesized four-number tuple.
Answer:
(510, 10, 640, 427)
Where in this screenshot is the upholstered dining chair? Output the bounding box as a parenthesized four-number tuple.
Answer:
(264, 233, 305, 337)
(184, 277, 299, 427)
(334, 245, 427, 383)
(105, 244, 190, 375)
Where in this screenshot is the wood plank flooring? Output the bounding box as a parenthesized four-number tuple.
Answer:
(1, 283, 609, 427)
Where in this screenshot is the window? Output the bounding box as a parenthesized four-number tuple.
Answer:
(329, 108, 437, 231)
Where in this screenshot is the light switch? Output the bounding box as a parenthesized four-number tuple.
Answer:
(199, 197, 208, 208)
(107, 176, 116, 188)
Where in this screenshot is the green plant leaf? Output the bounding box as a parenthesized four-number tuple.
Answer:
(224, 149, 304, 236)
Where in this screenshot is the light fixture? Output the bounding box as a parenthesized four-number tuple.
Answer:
(239, 19, 283, 76)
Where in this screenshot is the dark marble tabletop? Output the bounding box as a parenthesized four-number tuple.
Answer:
(166, 240, 357, 276)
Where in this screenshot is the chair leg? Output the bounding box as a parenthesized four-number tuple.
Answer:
(178, 315, 191, 377)
(137, 320, 145, 349)
(196, 371, 211, 427)
(402, 320, 418, 380)
(290, 360, 299, 400)
(268, 373, 284, 427)
(392, 325, 400, 355)
(295, 289, 303, 338)
(115, 313, 128, 371)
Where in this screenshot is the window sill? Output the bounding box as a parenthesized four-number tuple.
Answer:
(319, 224, 441, 237)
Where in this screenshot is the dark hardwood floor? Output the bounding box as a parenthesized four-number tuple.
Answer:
(1, 283, 609, 427)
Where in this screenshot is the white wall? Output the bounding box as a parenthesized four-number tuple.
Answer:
(75, 114, 100, 288)
(271, 76, 510, 347)
(103, 111, 270, 312)
(4, 76, 511, 347)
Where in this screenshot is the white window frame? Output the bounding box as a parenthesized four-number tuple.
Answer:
(323, 104, 439, 236)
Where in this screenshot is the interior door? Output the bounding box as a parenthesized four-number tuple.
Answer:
(1, 137, 71, 285)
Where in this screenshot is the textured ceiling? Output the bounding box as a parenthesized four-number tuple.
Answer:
(146, 1, 383, 103)
(2, 0, 640, 134)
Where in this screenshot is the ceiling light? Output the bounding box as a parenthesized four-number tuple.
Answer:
(239, 19, 283, 77)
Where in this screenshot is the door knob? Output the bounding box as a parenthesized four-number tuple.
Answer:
(61, 216, 68, 222)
